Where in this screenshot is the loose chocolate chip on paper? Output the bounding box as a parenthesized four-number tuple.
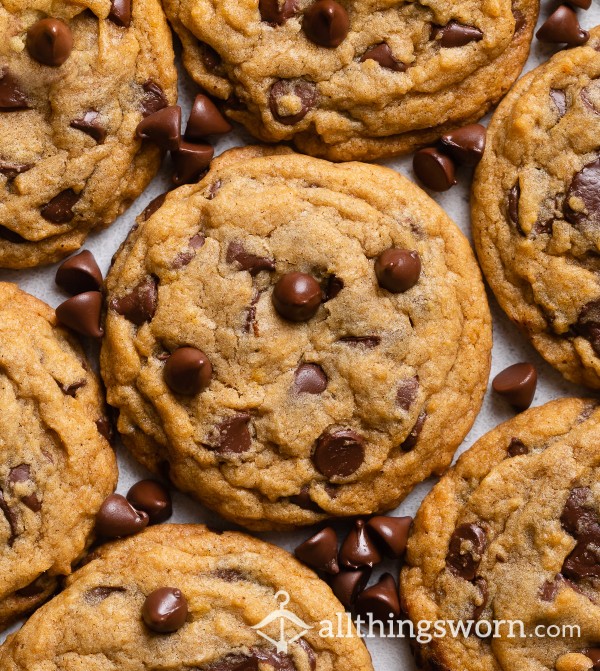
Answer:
(440, 124, 487, 167)
(186, 94, 232, 139)
(108, 0, 131, 28)
(26, 18, 73, 67)
(355, 573, 401, 620)
(536, 6, 589, 47)
(0, 69, 29, 110)
(295, 527, 339, 574)
(226, 241, 275, 275)
(330, 568, 371, 609)
(142, 587, 188, 633)
(433, 21, 483, 48)
(269, 80, 317, 125)
(339, 519, 382, 569)
(111, 276, 158, 326)
(136, 105, 181, 151)
(492, 362, 537, 411)
(96, 493, 149, 538)
(272, 272, 322, 321)
(163, 347, 213, 395)
(413, 148, 457, 192)
(446, 523, 487, 581)
(361, 43, 405, 72)
(294, 363, 328, 394)
(366, 515, 412, 558)
(56, 250, 103, 295)
(127, 480, 172, 525)
(41, 189, 80, 223)
(302, 0, 349, 47)
(375, 248, 421, 293)
(259, 0, 298, 24)
(312, 429, 365, 478)
(56, 291, 104, 338)
(172, 141, 214, 185)
(71, 111, 107, 144)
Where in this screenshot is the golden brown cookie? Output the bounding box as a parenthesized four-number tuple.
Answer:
(101, 146, 491, 530)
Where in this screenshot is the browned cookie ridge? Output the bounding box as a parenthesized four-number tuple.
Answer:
(101, 146, 491, 529)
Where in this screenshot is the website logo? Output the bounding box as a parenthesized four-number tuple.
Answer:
(251, 591, 313, 654)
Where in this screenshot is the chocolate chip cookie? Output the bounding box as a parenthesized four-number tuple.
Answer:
(0, 0, 177, 268)
(402, 398, 600, 671)
(472, 28, 600, 389)
(0, 524, 374, 671)
(0, 282, 117, 630)
(162, 0, 538, 161)
(101, 146, 491, 530)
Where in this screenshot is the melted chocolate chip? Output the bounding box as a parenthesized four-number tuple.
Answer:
(172, 233, 205, 268)
(56, 291, 104, 338)
(108, 0, 131, 28)
(127, 480, 172, 524)
(339, 519, 382, 569)
(0, 490, 18, 546)
(507, 437, 528, 457)
(142, 193, 168, 221)
(209, 414, 252, 454)
(0, 161, 32, 179)
(294, 363, 328, 394)
(259, 0, 298, 24)
(330, 568, 371, 608)
(355, 573, 401, 620)
(396, 376, 419, 411)
(338, 335, 381, 348)
(96, 417, 114, 442)
(96, 493, 149, 538)
(361, 43, 405, 71)
(60, 379, 86, 396)
(400, 411, 426, 451)
(295, 527, 339, 574)
(323, 274, 344, 300)
(289, 486, 325, 512)
(433, 21, 483, 48)
(446, 523, 487, 581)
(560, 488, 600, 581)
(84, 585, 126, 605)
(508, 181, 521, 230)
(575, 300, 600, 356)
(111, 276, 158, 325)
(56, 250, 103, 294)
(213, 568, 247, 582)
(536, 5, 589, 47)
(269, 80, 317, 125)
(26, 18, 73, 67)
(472, 577, 488, 621)
(141, 81, 169, 117)
(142, 587, 188, 633)
(564, 159, 600, 230)
(226, 241, 275, 275)
(41, 189, 80, 223)
(312, 429, 365, 478)
(550, 89, 567, 118)
(0, 69, 29, 110)
(302, 0, 349, 47)
(71, 111, 107, 144)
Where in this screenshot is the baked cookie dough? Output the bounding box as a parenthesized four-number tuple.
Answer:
(101, 146, 491, 530)
(0, 282, 117, 631)
(402, 398, 600, 671)
(0, 0, 177, 268)
(162, 0, 538, 161)
(472, 28, 600, 389)
(0, 524, 374, 671)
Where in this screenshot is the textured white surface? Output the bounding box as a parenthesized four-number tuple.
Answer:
(1, 5, 600, 668)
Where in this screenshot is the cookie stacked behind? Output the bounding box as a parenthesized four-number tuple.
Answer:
(472, 27, 600, 388)
(164, 0, 538, 160)
(0, 283, 117, 631)
(101, 146, 491, 530)
(402, 398, 600, 671)
(0, 524, 374, 671)
(0, 0, 177, 268)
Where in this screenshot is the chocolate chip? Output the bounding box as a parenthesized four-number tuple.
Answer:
(338, 335, 381, 348)
(472, 577, 488, 621)
(26, 18, 73, 67)
(186, 94, 232, 139)
(323, 274, 344, 301)
(513, 8, 526, 33)
(56, 291, 104, 338)
(575, 300, 600, 356)
(0, 69, 29, 110)
(172, 141, 214, 185)
(173, 234, 205, 268)
(433, 21, 483, 48)
(0, 490, 17, 545)
(375, 248, 421, 294)
(84, 586, 126, 605)
(570, 0, 592, 6)
(70, 111, 107, 144)
(355, 573, 401, 620)
(400, 411, 426, 451)
(507, 437, 528, 457)
(550, 89, 567, 119)
(440, 124, 486, 167)
(60, 379, 86, 397)
(396, 376, 419, 411)
(56, 250, 103, 295)
(302, 0, 349, 47)
(209, 414, 252, 454)
(142, 193, 168, 221)
(584, 649, 600, 670)
(226, 241, 275, 275)
(312, 429, 365, 478)
(330, 568, 370, 608)
(289, 486, 325, 512)
(259, 0, 298, 24)
(360, 43, 405, 71)
(40, 189, 80, 223)
(564, 159, 600, 230)
(269, 80, 317, 125)
(581, 83, 600, 115)
(536, 5, 589, 46)
(295, 527, 339, 574)
(413, 148, 457, 192)
(108, 0, 131, 28)
(272, 272, 322, 321)
(95, 493, 149, 538)
(244, 290, 261, 335)
(340, 519, 382, 569)
(560, 488, 600, 581)
(141, 81, 168, 117)
(213, 568, 247, 582)
(294, 363, 328, 394)
(111, 276, 158, 325)
(16, 575, 51, 598)
(136, 105, 181, 151)
(508, 181, 521, 229)
(366, 515, 412, 558)
(127, 480, 172, 524)
(0, 161, 32, 179)
(96, 417, 114, 442)
(446, 523, 487, 581)
(492, 362, 537, 411)
(163, 347, 212, 395)
(539, 575, 563, 601)
(142, 587, 188, 633)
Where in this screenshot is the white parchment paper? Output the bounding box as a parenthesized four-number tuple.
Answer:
(2, 5, 600, 668)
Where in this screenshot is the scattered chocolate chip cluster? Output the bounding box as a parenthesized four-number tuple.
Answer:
(295, 516, 411, 621)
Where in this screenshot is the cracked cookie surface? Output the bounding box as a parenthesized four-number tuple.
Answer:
(163, 0, 538, 161)
(0, 0, 177, 268)
(101, 146, 491, 530)
(472, 28, 600, 389)
(0, 282, 117, 631)
(0, 524, 373, 671)
(402, 398, 600, 671)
